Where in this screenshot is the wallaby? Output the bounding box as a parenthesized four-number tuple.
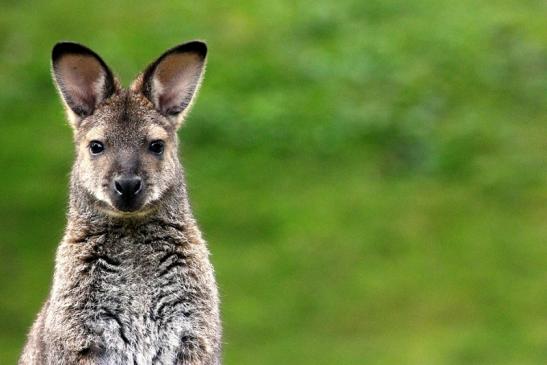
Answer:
(19, 41, 221, 364)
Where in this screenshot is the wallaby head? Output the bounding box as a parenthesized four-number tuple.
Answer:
(51, 41, 207, 216)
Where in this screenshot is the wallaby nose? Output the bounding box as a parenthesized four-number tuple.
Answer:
(114, 176, 142, 198)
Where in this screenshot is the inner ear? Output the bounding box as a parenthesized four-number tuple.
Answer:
(151, 52, 204, 116)
(134, 41, 207, 126)
(52, 42, 117, 123)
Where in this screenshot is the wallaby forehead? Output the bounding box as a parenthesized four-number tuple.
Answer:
(77, 91, 171, 143)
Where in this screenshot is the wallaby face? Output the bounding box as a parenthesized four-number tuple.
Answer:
(19, 41, 221, 365)
(52, 41, 206, 215)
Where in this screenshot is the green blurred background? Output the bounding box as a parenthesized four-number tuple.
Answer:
(0, 0, 546, 364)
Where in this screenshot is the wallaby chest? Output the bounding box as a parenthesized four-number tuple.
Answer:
(62, 228, 204, 363)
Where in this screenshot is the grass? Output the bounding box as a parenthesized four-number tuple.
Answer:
(0, 0, 546, 363)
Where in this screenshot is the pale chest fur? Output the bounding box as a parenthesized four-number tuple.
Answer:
(45, 223, 219, 364)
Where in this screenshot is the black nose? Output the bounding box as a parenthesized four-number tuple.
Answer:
(114, 176, 142, 198)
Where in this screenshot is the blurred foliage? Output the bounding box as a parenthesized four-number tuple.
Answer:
(0, 0, 546, 364)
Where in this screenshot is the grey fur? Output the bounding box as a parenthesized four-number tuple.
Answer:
(19, 42, 221, 364)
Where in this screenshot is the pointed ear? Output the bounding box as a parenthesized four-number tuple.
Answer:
(51, 42, 117, 127)
(132, 41, 207, 128)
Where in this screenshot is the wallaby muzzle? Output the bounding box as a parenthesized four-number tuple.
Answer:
(111, 174, 145, 212)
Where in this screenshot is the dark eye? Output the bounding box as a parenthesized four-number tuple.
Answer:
(89, 141, 104, 155)
(149, 140, 165, 155)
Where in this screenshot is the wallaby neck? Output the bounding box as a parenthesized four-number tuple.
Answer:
(64, 178, 202, 244)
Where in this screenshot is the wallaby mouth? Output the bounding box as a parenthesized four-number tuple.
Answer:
(112, 198, 146, 213)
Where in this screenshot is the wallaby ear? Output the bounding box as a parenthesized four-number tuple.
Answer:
(132, 41, 207, 127)
(51, 42, 117, 126)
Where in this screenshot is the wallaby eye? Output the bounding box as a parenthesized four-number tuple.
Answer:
(89, 141, 104, 154)
(89, 141, 105, 155)
(149, 140, 165, 155)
